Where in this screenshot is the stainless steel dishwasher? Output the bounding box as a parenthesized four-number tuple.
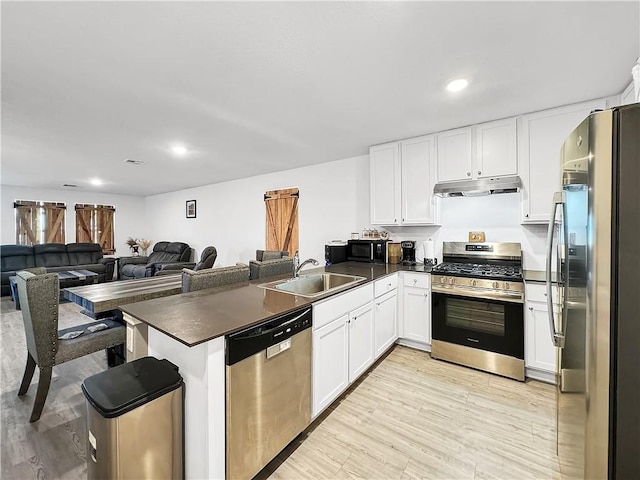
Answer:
(226, 307, 312, 480)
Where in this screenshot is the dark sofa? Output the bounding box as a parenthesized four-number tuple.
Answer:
(1, 243, 116, 296)
(118, 241, 192, 280)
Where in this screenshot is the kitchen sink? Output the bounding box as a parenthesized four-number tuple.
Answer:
(259, 273, 366, 298)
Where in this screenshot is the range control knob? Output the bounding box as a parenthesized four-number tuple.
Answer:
(449, 277, 456, 285)
(492, 281, 499, 289)
(505, 283, 509, 290)
(471, 280, 477, 287)
(440, 277, 446, 284)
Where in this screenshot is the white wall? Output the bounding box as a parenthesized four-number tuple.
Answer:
(375, 194, 549, 271)
(1, 165, 549, 270)
(144, 155, 550, 271)
(0, 185, 147, 255)
(144, 155, 370, 266)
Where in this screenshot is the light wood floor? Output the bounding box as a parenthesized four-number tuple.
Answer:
(260, 346, 561, 480)
(0, 296, 109, 479)
(1, 296, 561, 479)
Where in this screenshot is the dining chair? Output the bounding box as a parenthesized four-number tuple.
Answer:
(249, 250, 293, 280)
(181, 263, 249, 293)
(15, 270, 126, 422)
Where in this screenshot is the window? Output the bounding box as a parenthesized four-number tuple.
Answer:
(75, 204, 115, 254)
(14, 200, 66, 245)
(264, 187, 299, 256)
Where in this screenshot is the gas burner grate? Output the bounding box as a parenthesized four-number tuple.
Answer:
(431, 262, 523, 280)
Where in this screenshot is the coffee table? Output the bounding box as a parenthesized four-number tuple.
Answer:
(9, 269, 99, 310)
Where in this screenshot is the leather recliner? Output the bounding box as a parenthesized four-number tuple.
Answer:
(155, 246, 217, 276)
(118, 241, 192, 280)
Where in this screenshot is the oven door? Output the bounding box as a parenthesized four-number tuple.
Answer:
(431, 291, 524, 359)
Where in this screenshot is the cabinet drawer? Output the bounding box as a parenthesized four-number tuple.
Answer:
(313, 283, 373, 330)
(403, 272, 430, 289)
(525, 283, 559, 304)
(374, 274, 398, 298)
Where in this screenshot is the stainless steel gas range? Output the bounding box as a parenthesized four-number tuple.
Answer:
(430, 242, 524, 381)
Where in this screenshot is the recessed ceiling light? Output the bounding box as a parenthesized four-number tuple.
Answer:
(446, 78, 469, 92)
(171, 144, 188, 156)
(90, 178, 103, 186)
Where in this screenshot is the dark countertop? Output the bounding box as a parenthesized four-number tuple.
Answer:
(523, 269, 559, 284)
(120, 261, 432, 347)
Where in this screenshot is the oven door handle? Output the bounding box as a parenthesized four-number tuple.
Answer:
(546, 191, 565, 348)
(431, 284, 523, 304)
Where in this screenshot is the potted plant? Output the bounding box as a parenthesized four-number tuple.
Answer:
(137, 239, 153, 257)
(126, 237, 140, 256)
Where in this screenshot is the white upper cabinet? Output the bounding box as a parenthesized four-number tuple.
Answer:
(475, 118, 518, 178)
(436, 127, 473, 182)
(436, 118, 517, 183)
(620, 81, 636, 106)
(400, 135, 438, 224)
(370, 143, 401, 225)
(370, 136, 438, 226)
(519, 99, 605, 223)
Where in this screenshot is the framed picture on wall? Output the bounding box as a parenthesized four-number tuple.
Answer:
(186, 200, 196, 219)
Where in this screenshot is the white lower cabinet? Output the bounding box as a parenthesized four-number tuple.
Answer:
(312, 284, 374, 418)
(400, 273, 431, 346)
(525, 301, 556, 373)
(348, 302, 375, 381)
(524, 283, 559, 381)
(312, 314, 350, 416)
(374, 289, 398, 359)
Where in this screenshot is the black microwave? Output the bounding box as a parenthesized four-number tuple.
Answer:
(347, 240, 388, 263)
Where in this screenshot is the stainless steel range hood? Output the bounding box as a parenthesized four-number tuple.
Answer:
(433, 176, 522, 197)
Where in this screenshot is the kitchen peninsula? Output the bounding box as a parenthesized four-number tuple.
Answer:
(119, 262, 430, 479)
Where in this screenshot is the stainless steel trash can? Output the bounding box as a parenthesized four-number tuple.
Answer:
(82, 356, 184, 479)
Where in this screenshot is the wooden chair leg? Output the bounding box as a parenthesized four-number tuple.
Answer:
(17, 353, 36, 396)
(29, 367, 52, 423)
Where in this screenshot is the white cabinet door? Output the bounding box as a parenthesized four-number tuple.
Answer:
(348, 301, 375, 382)
(525, 301, 556, 373)
(370, 143, 401, 225)
(374, 290, 397, 359)
(400, 135, 438, 224)
(402, 285, 431, 345)
(519, 99, 605, 223)
(312, 314, 349, 418)
(475, 117, 517, 178)
(436, 127, 473, 183)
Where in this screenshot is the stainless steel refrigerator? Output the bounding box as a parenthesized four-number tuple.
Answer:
(545, 103, 640, 479)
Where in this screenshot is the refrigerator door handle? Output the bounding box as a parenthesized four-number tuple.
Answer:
(546, 191, 566, 348)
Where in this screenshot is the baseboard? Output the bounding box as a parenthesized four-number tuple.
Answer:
(525, 367, 556, 384)
(395, 338, 431, 352)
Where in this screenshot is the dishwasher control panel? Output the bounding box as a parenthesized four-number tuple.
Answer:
(225, 307, 312, 365)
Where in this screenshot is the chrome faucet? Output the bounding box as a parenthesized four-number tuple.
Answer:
(292, 251, 319, 278)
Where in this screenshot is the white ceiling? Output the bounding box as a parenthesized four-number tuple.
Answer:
(2, 1, 639, 197)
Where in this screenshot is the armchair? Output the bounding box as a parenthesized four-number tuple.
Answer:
(155, 246, 217, 276)
(119, 241, 191, 280)
(15, 270, 125, 422)
(249, 250, 293, 280)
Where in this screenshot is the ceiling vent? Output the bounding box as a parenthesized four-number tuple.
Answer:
(62, 183, 78, 188)
(124, 158, 145, 165)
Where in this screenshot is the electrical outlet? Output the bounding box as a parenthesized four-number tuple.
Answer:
(468, 231, 486, 243)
